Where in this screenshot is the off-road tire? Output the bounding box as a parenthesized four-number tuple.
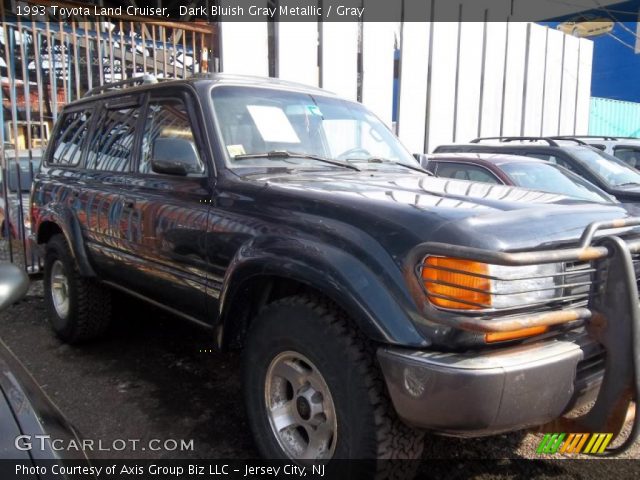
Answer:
(242, 294, 424, 478)
(43, 234, 111, 343)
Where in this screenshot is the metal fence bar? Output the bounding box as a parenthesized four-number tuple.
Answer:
(57, 18, 68, 104)
(129, 21, 136, 77)
(83, 20, 92, 92)
(172, 28, 177, 78)
(152, 25, 157, 76)
(96, 19, 104, 86)
(142, 24, 147, 74)
(44, 20, 57, 122)
(71, 21, 80, 100)
(161, 26, 168, 75)
(182, 31, 187, 78)
(17, 18, 33, 268)
(119, 20, 126, 79)
(107, 19, 115, 82)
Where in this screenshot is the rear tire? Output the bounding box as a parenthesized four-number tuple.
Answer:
(242, 295, 424, 476)
(43, 234, 111, 343)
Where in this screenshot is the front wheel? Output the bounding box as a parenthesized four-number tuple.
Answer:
(242, 295, 424, 469)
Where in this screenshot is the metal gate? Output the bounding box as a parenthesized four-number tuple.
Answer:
(0, 0, 215, 272)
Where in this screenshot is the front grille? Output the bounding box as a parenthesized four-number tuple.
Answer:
(560, 260, 595, 306)
(576, 350, 605, 381)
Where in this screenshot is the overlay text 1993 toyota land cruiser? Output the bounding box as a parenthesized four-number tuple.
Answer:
(30, 74, 640, 472)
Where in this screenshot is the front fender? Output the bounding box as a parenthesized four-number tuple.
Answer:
(218, 237, 428, 348)
(35, 203, 95, 277)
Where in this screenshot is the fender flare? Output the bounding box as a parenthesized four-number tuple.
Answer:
(36, 203, 96, 277)
(217, 240, 428, 348)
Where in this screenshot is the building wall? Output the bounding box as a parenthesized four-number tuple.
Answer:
(589, 97, 640, 136)
(220, 20, 593, 153)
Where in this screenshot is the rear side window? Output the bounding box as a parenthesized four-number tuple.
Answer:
(435, 163, 500, 183)
(86, 105, 141, 172)
(50, 109, 93, 166)
(524, 153, 559, 163)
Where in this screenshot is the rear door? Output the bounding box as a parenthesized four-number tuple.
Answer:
(121, 87, 212, 321)
(79, 95, 144, 280)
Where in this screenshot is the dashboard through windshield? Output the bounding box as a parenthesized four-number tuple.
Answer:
(210, 86, 417, 170)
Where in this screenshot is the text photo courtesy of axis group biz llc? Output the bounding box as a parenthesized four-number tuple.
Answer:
(1, 0, 640, 479)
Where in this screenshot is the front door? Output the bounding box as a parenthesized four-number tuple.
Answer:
(122, 88, 213, 321)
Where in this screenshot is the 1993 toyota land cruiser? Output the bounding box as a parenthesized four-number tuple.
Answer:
(30, 75, 640, 468)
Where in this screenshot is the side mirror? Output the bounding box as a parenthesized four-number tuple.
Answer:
(413, 153, 429, 169)
(0, 263, 29, 312)
(151, 137, 201, 176)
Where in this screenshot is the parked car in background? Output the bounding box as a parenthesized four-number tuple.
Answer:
(434, 137, 640, 204)
(29, 75, 640, 469)
(425, 153, 615, 203)
(0, 263, 89, 474)
(1, 156, 41, 269)
(555, 136, 640, 169)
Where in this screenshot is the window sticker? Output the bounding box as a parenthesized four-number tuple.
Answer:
(246, 105, 301, 143)
(226, 144, 246, 157)
(307, 105, 322, 116)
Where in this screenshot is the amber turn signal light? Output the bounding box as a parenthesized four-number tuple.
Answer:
(421, 257, 490, 310)
(485, 326, 549, 343)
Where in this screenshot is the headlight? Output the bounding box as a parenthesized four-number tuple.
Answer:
(420, 256, 562, 311)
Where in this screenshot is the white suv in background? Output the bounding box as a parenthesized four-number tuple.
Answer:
(561, 136, 640, 170)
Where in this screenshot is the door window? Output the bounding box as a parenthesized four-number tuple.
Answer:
(49, 109, 93, 166)
(86, 105, 141, 172)
(435, 163, 501, 183)
(613, 146, 640, 168)
(139, 98, 205, 175)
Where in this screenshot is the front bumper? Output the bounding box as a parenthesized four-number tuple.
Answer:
(394, 218, 640, 449)
(378, 331, 602, 436)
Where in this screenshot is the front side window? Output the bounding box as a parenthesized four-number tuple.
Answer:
(86, 105, 141, 172)
(613, 146, 640, 169)
(50, 109, 92, 166)
(211, 86, 416, 169)
(140, 98, 205, 175)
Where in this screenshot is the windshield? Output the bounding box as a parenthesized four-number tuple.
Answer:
(570, 147, 640, 187)
(499, 162, 613, 203)
(211, 86, 416, 169)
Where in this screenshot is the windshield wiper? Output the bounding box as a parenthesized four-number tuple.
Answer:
(234, 150, 360, 171)
(345, 157, 433, 175)
(616, 182, 640, 187)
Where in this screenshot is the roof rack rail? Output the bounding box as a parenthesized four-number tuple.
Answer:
(556, 135, 620, 141)
(548, 136, 589, 145)
(84, 74, 160, 97)
(470, 136, 559, 147)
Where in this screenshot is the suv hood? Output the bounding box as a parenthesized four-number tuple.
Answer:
(241, 170, 637, 254)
